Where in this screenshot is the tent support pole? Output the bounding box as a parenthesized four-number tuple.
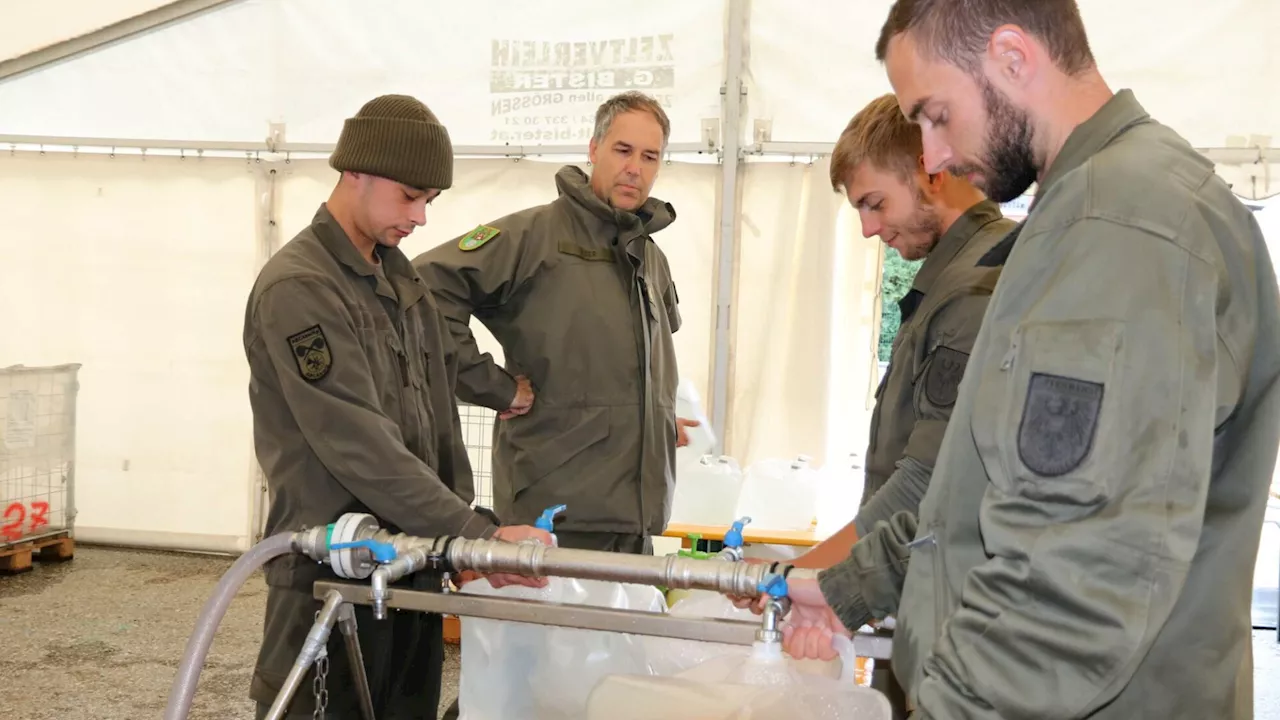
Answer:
(709, 0, 748, 455)
(0, 0, 247, 83)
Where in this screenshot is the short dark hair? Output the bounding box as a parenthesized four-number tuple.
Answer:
(875, 0, 1095, 76)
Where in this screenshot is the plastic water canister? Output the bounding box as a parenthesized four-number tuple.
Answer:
(669, 455, 744, 526)
(734, 456, 820, 532)
(814, 456, 863, 536)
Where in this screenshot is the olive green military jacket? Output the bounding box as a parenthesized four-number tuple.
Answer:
(413, 165, 682, 536)
(855, 201, 1012, 534)
(819, 90, 1280, 719)
(244, 205, 498, 589)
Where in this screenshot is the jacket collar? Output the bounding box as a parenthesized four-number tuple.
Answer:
(911, 199, 1004, 295)
(311, 203, 428, 309)
(1032, 88, 1150, 212)
(554, 165, 677, 241)
(897, 200, 1004, 322)
(975, 89, 1150, 268)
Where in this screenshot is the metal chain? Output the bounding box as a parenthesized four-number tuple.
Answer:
(312, 650, 329, 719)
(312, 608, 329, 720)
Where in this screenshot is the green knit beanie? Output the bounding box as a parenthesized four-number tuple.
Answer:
(329, 94, 454, 191)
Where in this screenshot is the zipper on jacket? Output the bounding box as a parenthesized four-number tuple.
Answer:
(634, 271, 653, 531)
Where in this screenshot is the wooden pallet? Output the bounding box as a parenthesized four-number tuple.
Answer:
(0, 532, 75, 574)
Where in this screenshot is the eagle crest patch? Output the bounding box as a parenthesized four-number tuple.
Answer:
(924, 346, 969, 408)
(1017, 372, 1104, 476)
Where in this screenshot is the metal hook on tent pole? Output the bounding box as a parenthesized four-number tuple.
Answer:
(285, 151, 291, 165)
(141, 147, 148, 162)
(179, 149, 185, 161)
(197, 148, 205, 161)
(110, 146, 116, 159)
(39, 144, 45, 157)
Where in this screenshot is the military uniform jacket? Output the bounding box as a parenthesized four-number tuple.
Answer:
(856, 201, 1011, 534)
(244, 205, 497, 589)
(413, 165, 682, 536)
(818, 90, 1280, 719)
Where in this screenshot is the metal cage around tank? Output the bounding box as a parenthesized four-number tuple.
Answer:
(457, 402, 497, 511)
(0, 363, 80, 549)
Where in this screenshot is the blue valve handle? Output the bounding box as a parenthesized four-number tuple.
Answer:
(329, 538, 398, 563)
(536, 504, 567, 533)
(723, 516, 752, 549)
(757, 572, 789, 599)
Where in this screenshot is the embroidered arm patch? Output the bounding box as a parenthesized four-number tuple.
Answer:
(459, 224, 500, 251)
(1017, 372, 1104, 476)
(924, 346, 969, 408)
(287, 324, 333, 382)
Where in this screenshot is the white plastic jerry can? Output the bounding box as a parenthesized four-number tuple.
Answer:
(670, 455, 745, 526)
(734, 455, 821, 532)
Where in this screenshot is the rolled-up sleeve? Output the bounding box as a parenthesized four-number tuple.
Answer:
(916, 220, 1220, 719)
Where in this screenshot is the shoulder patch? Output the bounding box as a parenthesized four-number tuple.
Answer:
(459, 225, 500, 251)
(1017, 372, 1104, 476)
(287, 324, 332, 383)
(923, 346, 968, 408)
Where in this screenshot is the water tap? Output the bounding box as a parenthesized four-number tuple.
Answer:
(535, 504, 566, 547)
(756, 572, 790, 645)
(717, 516, 751, 561)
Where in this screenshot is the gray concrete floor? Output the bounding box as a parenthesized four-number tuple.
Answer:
(0, 545, 1277, 719)
(0, 546, 461, 720)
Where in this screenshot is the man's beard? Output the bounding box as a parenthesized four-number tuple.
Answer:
(959, 78, 1038, 203)
(896, 185, 944, 260)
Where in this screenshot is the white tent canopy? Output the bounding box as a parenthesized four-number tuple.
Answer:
(1, 0, 1276, 553)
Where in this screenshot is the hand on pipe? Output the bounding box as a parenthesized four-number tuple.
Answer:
(477, 525, 553, 589)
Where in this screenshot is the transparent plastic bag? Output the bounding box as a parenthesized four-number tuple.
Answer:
(642, 590, 841, 678)
(587, 635, 892, 720)
(457, 576, 666, 720)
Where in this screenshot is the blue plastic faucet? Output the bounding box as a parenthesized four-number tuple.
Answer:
(536, 504, 567, 533)
(329, 538, 398, 563)
(757, 572, 789, 599)
(535, 504, 567, 547)
(723, 516, 752, 549)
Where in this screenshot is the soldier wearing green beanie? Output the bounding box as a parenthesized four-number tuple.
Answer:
(242, 94, 552, 719)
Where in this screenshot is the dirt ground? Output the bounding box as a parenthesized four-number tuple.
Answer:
(0, 545, 462, 720)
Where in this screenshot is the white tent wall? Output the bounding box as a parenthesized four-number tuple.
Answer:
(728, 158, 882, 468)
(0, 0, 1276, 552)
(0, 0, 180, 63)
(744, 0, 1280, 146)
(0, 0, 727, 144)
(0, 151, 260, 553)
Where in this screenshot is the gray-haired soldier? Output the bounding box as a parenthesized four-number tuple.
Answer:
(413, 91, 699, 558)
